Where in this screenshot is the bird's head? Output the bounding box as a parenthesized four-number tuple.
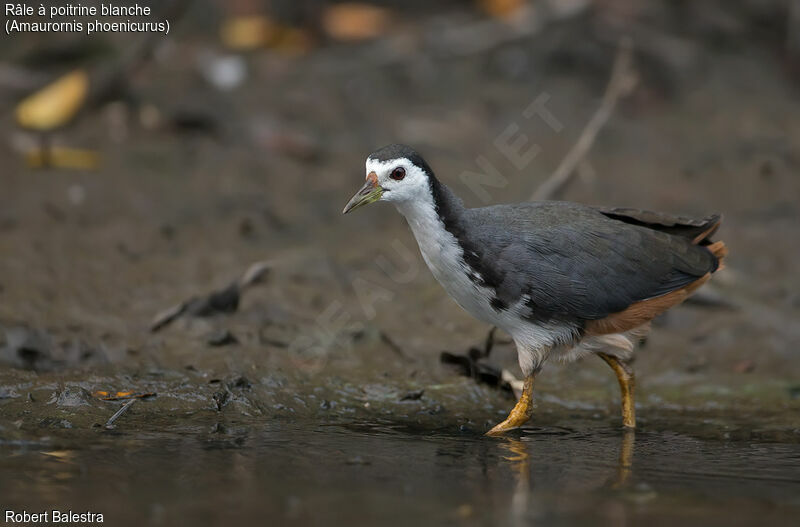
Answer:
(342, 144, 434, 214)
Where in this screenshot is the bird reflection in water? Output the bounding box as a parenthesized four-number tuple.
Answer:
(498, 437, 532, 523)
(610, 429, 635, 489)
(498, 429, 636, 524)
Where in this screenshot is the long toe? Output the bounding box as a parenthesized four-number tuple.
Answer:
(485, 373, 536, 436)
(486, 417, 527, 436)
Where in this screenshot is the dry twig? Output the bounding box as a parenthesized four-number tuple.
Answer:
(105, 399, 136, 429)
(150, 260, 271, 332)
(789, 1, 800, 58)
(531, 37, 638, 201)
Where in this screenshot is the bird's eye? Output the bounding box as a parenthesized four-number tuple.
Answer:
(390, 167, 405, 181)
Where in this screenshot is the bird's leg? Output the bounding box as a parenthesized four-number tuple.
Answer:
(486, 373, 535, 436)
(597, 353, 636, 428)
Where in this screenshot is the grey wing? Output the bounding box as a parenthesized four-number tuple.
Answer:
(464, 202, 718, 322)
(594, 206, 722, 244)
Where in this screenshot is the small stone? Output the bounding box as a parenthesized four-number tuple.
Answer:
(38, 417, 73, 429)
(229, 376, 251, 390)
(55, 386, 92, 407)
(0, 388, 20, 399)
(400, 389, 424, 401)
(207, 330, 238, 347)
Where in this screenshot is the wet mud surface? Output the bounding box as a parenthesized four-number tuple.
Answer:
(1, 1, 800, 525)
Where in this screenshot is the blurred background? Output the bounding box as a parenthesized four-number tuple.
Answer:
(1, 1, 800, 526)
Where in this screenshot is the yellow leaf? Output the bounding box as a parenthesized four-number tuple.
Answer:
(322, 3, 391, 42)
(220, 15, 274, 50)
(16, 70, 89, 131)
(41, 450, 74, 460)
(25, 147, 100, 170)
(478, 0, 526, 18)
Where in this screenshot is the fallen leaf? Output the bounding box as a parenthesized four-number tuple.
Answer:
(220, 15, 274, 50)
(40, 450, 75, 461)
(501, 369, 524, 399)
(92, 390, 156, 401)
(322, 3, 392, 42)
(477, 0, 526, 18)
(25, 147, 100, 170)
(440, 351, 514, 396)
(16, 70, 89, 131)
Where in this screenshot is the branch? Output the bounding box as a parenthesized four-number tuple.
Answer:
(149, 259, 271, 333)
(531, 37, 638, 201)
(790, 1, 800, 52)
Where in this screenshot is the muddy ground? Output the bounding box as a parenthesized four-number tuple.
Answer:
(1, 1, 799, 525)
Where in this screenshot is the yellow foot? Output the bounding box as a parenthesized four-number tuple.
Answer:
(486, 374, 535, 436)
(597, 353, 636, 429)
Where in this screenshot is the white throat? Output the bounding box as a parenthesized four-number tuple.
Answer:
(394, 192, 441, 236)
(393, 191, 459, 282)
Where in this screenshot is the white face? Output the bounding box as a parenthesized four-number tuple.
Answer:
(366, 156, 431, 205)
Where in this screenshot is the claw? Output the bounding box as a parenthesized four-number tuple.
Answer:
(486, 374, 535, 436)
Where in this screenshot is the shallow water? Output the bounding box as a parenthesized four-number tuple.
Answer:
(2, 416, 799, 526)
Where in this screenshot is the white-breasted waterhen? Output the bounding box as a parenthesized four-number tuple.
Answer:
(343, 144, 727, 435)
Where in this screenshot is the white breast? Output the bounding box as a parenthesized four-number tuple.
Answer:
(395, 198, 500, 326)
(394, 197, 577, 374)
